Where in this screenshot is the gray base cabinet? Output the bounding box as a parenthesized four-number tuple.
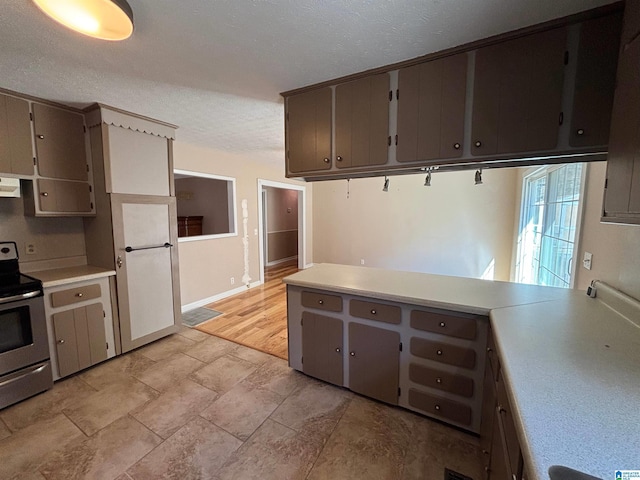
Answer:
(301, 312, 343, 386)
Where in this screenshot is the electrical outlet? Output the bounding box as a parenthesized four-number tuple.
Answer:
(230, 277, 235, 285)
(583, 252, 593, 270)
(25, 242, 36, 255)
(360, 259, 365, 265)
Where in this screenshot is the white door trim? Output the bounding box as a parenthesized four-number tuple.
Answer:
(257, 179, 306, 284)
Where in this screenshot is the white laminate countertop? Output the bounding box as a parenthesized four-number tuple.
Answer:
(283, 263, 572, 315)
(28, 265, 116, 288)
(284, 264, 640, 480)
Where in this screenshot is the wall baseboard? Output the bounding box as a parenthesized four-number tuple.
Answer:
(181, 280, 262, 313)
(266, 255, 298, 267)
(304, 263, 314, 269)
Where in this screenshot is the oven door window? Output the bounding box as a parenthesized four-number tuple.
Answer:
(0, 306, 34, 354)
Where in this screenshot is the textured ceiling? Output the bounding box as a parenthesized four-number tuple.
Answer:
(0, 0, 616, 167)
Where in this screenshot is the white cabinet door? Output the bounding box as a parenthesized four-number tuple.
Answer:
(111, 194, 181, 352)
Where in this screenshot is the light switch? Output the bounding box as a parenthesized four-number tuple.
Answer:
(583, 252, 593, 270)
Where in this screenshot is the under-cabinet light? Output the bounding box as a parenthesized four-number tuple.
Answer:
(382, 176, 389, 192)
(475, 169, 483, 185)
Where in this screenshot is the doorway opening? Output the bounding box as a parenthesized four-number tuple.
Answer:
(257, 179, 306, 285)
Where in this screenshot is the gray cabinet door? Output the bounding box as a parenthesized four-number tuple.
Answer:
(302, 312, 343, 386)
(86, 303, 108, 365)
(570, 12, 622, 147)
(472, 28, 566, 156)
(0, 94, 33, 176)
(52, 310, 80, 378)
(397, 53, 467, 163)
(348, 322, 400, 405)
(335, 74, 389, 168)
(286, 88, 332, 173)
(33, 103, 87, 181)
(621, 0, 640, 48)
(37, 178, 92, 213)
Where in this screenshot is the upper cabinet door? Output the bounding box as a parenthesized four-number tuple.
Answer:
(33, 103, 87, 181)
(397, 53, 467, 163)
(570, 12, 623, 147)
(0, 94, 34, 176)
(286, 88, 332, 173)
(621, 0, 640, 48)
(472, 28, 567, 156)
(335, 73, 390, 168)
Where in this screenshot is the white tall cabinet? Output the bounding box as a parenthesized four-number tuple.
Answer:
(83, 105, 181, 353)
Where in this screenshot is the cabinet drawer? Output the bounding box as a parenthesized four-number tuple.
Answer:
(350, 300, 401, 325)
(301, 291, 343, 312)
(51, 283, 101, 308)
(410, 337, 476, 369)
(410, 309, 478, 340)
(409, 363, 474, 398)
(408, 388, 472, 426)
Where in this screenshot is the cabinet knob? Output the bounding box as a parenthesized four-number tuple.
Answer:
(76, 293, 83, 297)
(436, 349, 443, 356)
(453, 143, 461, 150)
(487, 347, 493, 353)
(498, 405, 507, 414)
(434, 404, 441, 411)
(439, 321, 446, 327)
(577, 129, 585, 136)
(57, 339, 65, 344)
(37, 134, 45, 139)
(350, 351, 355, 356)
(336, 156, 343, 162)
(335, 347, 341, 353)
(318, 299, 324, 305)
(436, 377, 442, 384)
(323, 157, 330, 163)
(41, 192, 49, 197)
(370, 309, 376, 315)
(474, 141, 482, 148)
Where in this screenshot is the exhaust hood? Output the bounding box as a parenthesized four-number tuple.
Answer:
(0, 178, 21, 198)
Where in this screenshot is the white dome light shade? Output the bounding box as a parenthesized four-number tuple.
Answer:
(33, 0, 134, 41)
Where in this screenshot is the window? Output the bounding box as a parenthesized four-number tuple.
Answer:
(515, 163, 585, 288)
(174, 169, 237, 241)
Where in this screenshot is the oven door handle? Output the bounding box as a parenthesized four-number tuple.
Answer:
(0, 290, 41, 305)
(0, 363, 48, 388)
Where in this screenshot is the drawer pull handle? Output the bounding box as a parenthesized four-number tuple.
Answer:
(41, 192, 49, 197)
(475, 140, 482, 148)
(453, 142, 461, 150)
(498, 405, 507, 414)
(37, 134, 45, 139)
(350, 351, 355, 357)
(323, 157, 330, 163)
(487, 347, 493, 353)
(318, 300, 324, 305)
(76, 293, 83, 297)
(336, 156, 343, 162)
(436, 349, 443, 356)
(439, 321, 446, 327)
(57, 339, 65, 344)
(370, 309, 376, 315)
(577, 128, 585, 136)
(335, 347, 341, 353)
(434, 404, 441, 411)
(436, 377, 442, 384)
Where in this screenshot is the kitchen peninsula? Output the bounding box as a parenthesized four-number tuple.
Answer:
(284, 263, 640, 480)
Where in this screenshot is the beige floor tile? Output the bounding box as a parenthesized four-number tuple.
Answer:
(176, 325, 212, 342)
(190, 354, 257, 393)
(39, 416, 162, 480)
(134, 352, 205, 392)
(114, 474, 133, 480)
(63, 378, 158, 436)
(183, 335, 238, 363)
(0, 417, 11, 440)
(244, 358, 310, 397)
(230, 344, 276, 365)
(136, 334, 196, 361)
(0, 376, 96, 432)
(79, 351, 156, 390)
(0, 414, 85, 479)
(214, 419, 323, 480)
(127, 416, 242, 480)
(131, 379, 218, 439)
(270, 380, 350, 438)
(200, 380, 284, 441)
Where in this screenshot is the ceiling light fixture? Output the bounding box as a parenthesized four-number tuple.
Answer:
(382, 176, 390, 192)
(475, 169, 483, 185)
(33, 0, 134, 41)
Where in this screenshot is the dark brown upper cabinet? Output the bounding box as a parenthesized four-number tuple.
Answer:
(0, 93, 34, 176)
(286, 87, 332, 174)
(603, 4, 640, 223)
(570, 12, 623, 148)
(471, 27, 567, 156)
(620, 0, 640, 48)
(397, 53, 467, 163)
(335, 73, 390, 169)
(33, 103, 88, 182)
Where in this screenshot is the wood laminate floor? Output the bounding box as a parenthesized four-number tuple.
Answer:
(195, 261, 298, 360)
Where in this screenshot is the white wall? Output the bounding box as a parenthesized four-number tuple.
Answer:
(575, 162, 640, 299)
(312, 168, 519, 281)
(173, 142, 312, 307)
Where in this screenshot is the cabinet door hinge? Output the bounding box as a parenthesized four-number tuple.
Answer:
(559, 111, 564, 126)
(564, 51, 569, 65)
(389, 90, 392, 102)
(103, 310, 106, 318)
(286, 112, 289, 122)
(90, 202, 94, 209)
(33, 157, 37, 166)
(29, 112, 33, 121)
(398, 387, 401, 397)
(89, 185, 92, 193)
(106, 342, 109, 351)
(399, 342, 403, 352)
(604, 178, 608, 189)
(396, 89, 399, 100)
(388, 136, 391, 146)
(83, 125, 87, 133)
(287, 150, 290, 160)
(301, 356, 303, 364)
(395, 135, 398, 146)
(86, 164, 89, 172)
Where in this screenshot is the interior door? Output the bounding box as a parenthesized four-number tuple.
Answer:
(111, 194, 181, 352)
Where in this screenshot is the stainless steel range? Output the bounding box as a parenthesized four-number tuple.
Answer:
(0, 241, 52, 410)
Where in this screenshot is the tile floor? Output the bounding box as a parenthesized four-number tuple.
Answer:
(0, 327, 484, 480)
